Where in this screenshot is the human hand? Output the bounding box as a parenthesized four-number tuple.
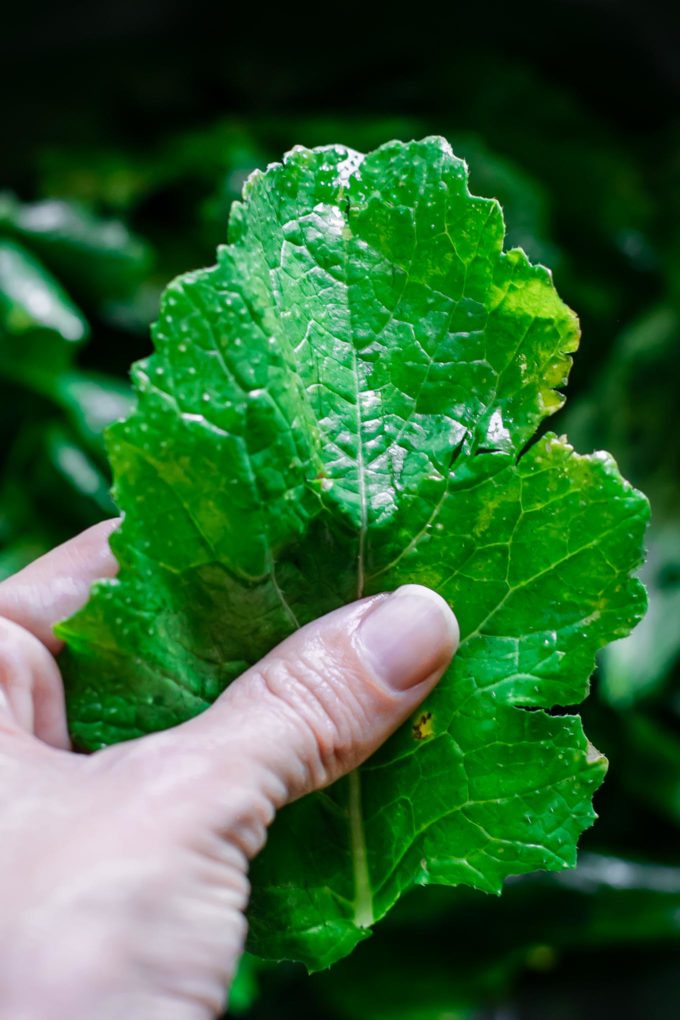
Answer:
(0, 520, 458, 1019)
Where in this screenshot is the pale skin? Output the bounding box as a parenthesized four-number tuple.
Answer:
(0, 519, 459, 1019)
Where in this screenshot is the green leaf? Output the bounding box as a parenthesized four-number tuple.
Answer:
(313, 853, 680, 1020)
(55, 370, 135, 455)
(0, 192, 152, 307)
(602, 523, 680, 706)
(610, 712, 680, 828)
(42, 424, 117, 516)
(57, 138, 648, 970)
(1, 421, 116, 533)
(0, 533, 54, 581)
(564, 306, 680, 520)
(0, 239, 87, 381)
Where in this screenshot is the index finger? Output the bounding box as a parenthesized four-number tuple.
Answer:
(0, 519, 120, 653)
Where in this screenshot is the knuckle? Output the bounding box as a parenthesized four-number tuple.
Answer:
(0, 616, 68, 746)
(254, 646, 370, 784)
(0, 617, 51, 691)
(0, 619, 36, 719)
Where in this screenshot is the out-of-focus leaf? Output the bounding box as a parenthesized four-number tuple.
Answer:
(602, 524, 680, 706)
(161, 121, 267, 189)
(314, 944, 513, 1020)
(55, 371, 134, 455)
(0, 432, 85, 579)
(564, 306, 680, 706)
(43, 424, 115, 516)
(101, 282, 162, 334)
(438, 61, 653, 253)
(564, 307, 680, 510)
(312, 854, 680, 1020)
(1, 423, 114, 545)
(0, 239, 87, 381)
(448, 133, 560, 269)
(0, 534, 54, 581)
(0, 192, 153, 307)
(228, 954, 268, 1016)
(38, 147, 158, 212)
(611, 714, 680, 828)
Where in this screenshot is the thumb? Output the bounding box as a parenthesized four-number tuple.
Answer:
(163, 585, 458, 855)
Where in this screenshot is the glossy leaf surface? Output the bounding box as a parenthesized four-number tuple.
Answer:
(57, 138, 648, 969)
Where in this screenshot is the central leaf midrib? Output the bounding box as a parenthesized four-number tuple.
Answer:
(347, 768, 374, 927)
(341, 177, 374, 928)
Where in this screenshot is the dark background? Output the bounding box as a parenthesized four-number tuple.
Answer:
(3, 0, 680, 186)
(1, 2, 679, 1017)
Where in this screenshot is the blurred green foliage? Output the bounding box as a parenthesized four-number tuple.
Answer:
(1, 13, 679, 1016)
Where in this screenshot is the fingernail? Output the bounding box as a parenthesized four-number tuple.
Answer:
(356, 585, 459, 691)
